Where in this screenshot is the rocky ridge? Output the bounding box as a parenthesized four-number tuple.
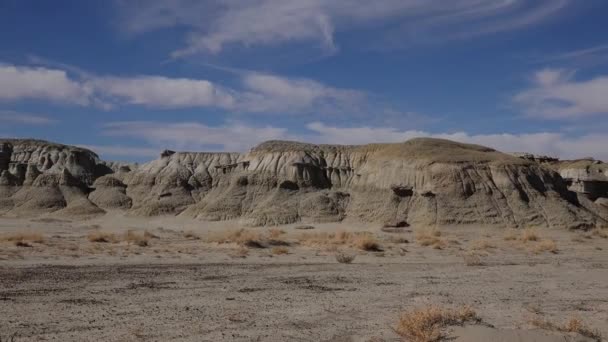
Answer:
(0, 138, 606, 228)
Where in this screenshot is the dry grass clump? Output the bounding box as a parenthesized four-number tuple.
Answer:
(271, 246, 289, 255)
(462, 252, 485, 266)
(533, 239, 558, 254)
(0, 232, 45, 247)
(529, 316, 601, 341)
(469, 239, 496, 251)
(183, 231, 200, 240)
(335, 251, 356, 264)
(520, 228, 539, 242)
(395, 305, 479, 342)
(87, 230, 151, 246)
(124, 230, 150, 247)
(591, 228, 608, 239)
(353, 235, 382, 251)
(206, 229, 286, 249)
(87, 231, 118, 243)
(298, 231, 382, 251)
(268, 228, 285, 239)
(503, 231, 518, 241)
(415, 228, 446, 249)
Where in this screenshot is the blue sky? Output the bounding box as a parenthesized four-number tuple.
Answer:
(1, 0, 608, 162)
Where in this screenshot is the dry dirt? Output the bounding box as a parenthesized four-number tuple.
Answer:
(1, 214, 607, 341)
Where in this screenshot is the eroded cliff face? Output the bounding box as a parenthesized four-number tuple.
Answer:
(0, 138, 605, 228)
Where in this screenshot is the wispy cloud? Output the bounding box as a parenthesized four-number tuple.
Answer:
(0, 109, 57, 125)
(101, 121, 290, 152)
(0, 63, 92, 105)
(115, 0, 572, 57)
(98, 119, 608, 161)
(0, 62, 364, 114)
(515, 68, 608, 119)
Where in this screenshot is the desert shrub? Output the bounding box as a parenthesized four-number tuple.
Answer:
(462, 252, 485, 266)
(415, 228, 446, 249)
(335, 251, 356, 264)
(529, 316, 601, 341)
(124, 230, 150, 247)
(87, 231, 118, 243)
(521, 228, 539, 242)
(271, 247, 289, 255)
(533, 239, 558, 254)
(469, 239, 496, 251)
(1, 232, 45, 244)
(354, 235, 382, 251)
(395, 306, 479, 342)
(183, 231, 200, 240)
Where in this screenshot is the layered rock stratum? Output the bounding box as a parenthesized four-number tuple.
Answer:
(1, 138, 606, 228)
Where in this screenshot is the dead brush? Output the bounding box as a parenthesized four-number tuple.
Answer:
(335, 251, 356, 264)
(87, 231, 118, 243)
(183, 231, 200, 240)
(124, 230, 150, 247)
(533, 239, 558, 254)
(591, 227, 608, 239)
(462, 252, 485, 266)
(271, 247, 289, 255)
(529, 316, 602, 341)
(520, 228, 539, 242)
(395, 305, 480, 342)
(0, 232, 45, 246)
(415, 228, 446, 249)
(298, 231, 382, 251)
(206, 229, 286, 248)
(469, 239, 496, 251)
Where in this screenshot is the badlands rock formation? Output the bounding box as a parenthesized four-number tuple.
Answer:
(0, 138, 606, 228)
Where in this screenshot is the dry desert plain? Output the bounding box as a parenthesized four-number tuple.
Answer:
(1, 214, 607, 342)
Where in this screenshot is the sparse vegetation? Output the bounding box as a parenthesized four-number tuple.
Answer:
(520, 228, 539, 242)
(88, 230, 150, 246)
(415, 228, 446, 249)
(469, 239, 496, 251)
(395, 305, 479, 342)
(298, 230, 382, 251)
(353, 234, 382, 251)
(462, 252, 485, 266)
(124, 230, 150, 247)
(87, 231, 118, 243)
(529, 316, 602, 341)
(335, 251, 356, 264)
(183, 231, 200, 240)
(0, 232, 45, 246)
(592, 228, 608, 239)
(271, 246, 289, 255)
(206, 228, 289, 249)
(533, 239, 558, 254)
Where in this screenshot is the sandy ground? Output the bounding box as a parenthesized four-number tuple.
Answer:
(1, 213, 607, 341)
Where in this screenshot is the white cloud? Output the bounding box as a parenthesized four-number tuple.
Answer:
(239, 73, 365, 113)
(515, 69, 608, 119)
(101, 121, 290, 152)
(0, 64, 92, 105)
(99, 120, 608, 161)
(0, 62, 363, 114)
(0, 109, 57, 125)
(304, 122, 608, 161)
(91, 76, 237, 109)
(116, 0, 571, 57)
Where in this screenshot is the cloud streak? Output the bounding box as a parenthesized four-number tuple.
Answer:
(0, 63, 364, 114)
(0, 109, 57, 125)
(97, 120, 608, 161)
(116, 0, 572, 57)
(515, 68, 608, 119)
